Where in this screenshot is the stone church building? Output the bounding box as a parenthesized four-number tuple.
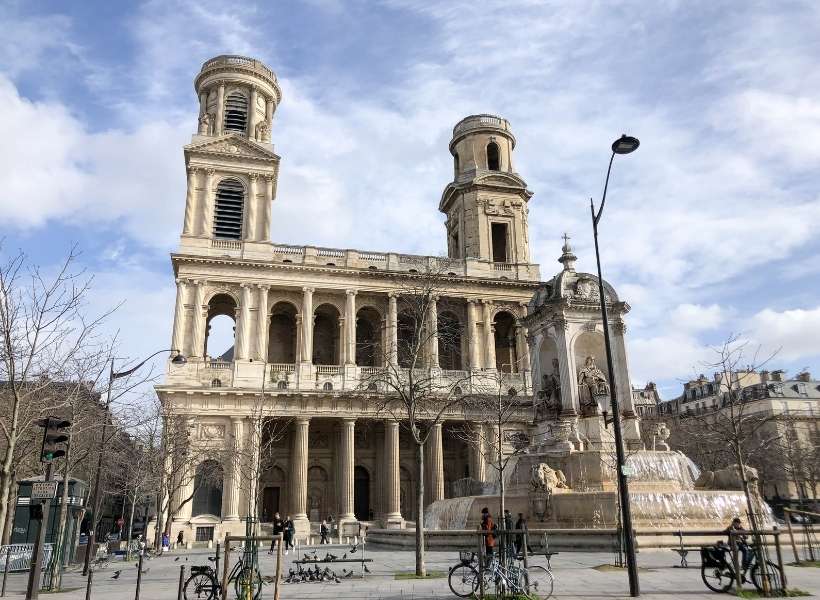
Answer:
(157, 55, 642, 543)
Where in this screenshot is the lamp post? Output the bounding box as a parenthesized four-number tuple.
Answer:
(82, 349, 186, 576)
(590, 134, 640, 597)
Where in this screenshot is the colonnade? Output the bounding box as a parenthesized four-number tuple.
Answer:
(170, 281, 531, 371)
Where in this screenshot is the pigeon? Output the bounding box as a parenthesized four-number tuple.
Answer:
(344, 570, 353, 578)
(174, 557, 180, 562)
(342, 553, 347, 559)
(334, 576, 341, 583)
(328, 553, 338, 561)
(111, 570, 122, 579)
(349, 543, 359, 554)
(141, 567, 150, 575)
(363, 564, 370, 573)
(304, 553, 312, 561)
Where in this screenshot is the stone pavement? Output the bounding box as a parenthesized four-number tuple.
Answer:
(0, 544, 816, 599)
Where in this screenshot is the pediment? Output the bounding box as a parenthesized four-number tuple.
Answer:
(473, 171, 528, 189)
(185, 134, 279, 161)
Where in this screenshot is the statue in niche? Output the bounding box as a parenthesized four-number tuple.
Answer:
(255, 119, 270, 142)
(536, 358, 561, 422)
(198, 112, 211, 135)
(577, 355, 608, 417)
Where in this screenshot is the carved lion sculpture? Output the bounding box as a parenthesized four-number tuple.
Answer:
(530, 463, 569, 492)
(695, 464, 759, 493)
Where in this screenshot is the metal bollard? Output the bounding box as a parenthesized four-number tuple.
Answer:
(1, 546, 10, 597)
(177, 565, 185, 600)
(85, 569, 93, 600)
(134, 553, 144, 600)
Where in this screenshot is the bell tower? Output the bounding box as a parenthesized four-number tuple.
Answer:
(439, 115, 534, 266)
(179, 55, 283, 252)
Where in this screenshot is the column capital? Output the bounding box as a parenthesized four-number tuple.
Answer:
(230, 415, 243, 424)
(264, 174, 274, 183)
(187, 166, 200, 175)
(302, 286, 315, 294)
(217, 80, 226, 88)
(205, 167, 216, 177)
(248, 171, 259, 181)
(296, 417, 311, 426)
(466, 298, 478, 305)
(481, 299, 494, 306)
(346, 289, 357, 297)
(341, 417, 357, 425)
(388, 291, 398, 300)
(614, 321, 627, 335)
(256, 284, 271, 291)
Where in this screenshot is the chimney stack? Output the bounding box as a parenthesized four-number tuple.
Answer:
(797, 371, 812, 382)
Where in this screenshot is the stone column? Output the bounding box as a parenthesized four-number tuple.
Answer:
(255, 285, 270, 362)
(468, 423, 486, 481)
(215, 82, 225, 135)
(174, 417, 197, 521)
(245, 417, 261, 519)
(427, 423, 444, 503)
(183, 167, 199, 235)
(190, 281, 207, 358)
(467, 300, 480, 370)
(248, 85, 258, 139)
(225, 417, 243, 521)
(554, 321, 577, 414)
(428, 296, 439, 368)
(246, 173, 258, 242)
(515, 324, 529, 373)
(301, 287, 314, 363)
(235, 284, 252, 360)
(338, 419, 356, 521)
(483, 301, 496, 370)
(387, 293, 398, 367)
(198, 91, 207, 118)
(383, 420, 402, 525)
(261, 175, 274, 241)
(345, 290, 356, 365)
(170, 278, 188, 355)
(200, 168, 215, 238)
(264, 97, 274, 141)
(612, 322, 642, 448)
(289, 418, 310, 522)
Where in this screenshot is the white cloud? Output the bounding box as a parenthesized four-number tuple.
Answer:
(747, 306, 820, 362)
(669, 304, 726, 332)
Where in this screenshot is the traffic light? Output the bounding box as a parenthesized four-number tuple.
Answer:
(37, 417, 71, 463)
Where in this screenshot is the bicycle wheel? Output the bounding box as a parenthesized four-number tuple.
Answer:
(750, 560, 784, 594)
(700, 565, 735, 593)
(520, 565, 553, 599)
(233, 566, 262, 600)
(184, 573, 217, 600)
(448, 564, 478, 598)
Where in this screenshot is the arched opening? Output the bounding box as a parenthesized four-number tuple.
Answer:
(224, 91, 248, 133)
(493, 311, 518, 372)
(306, 465, 329, 522)
(438, 310, 463, 370)
(213, 179, 244, 240)
(487, 141, 500, 171)
(354, 466, 370, 521)
(260, 466, 286, 522)
(573, 331, 607, 417)
(453, 152, 460, 178)
(397, 311, 420, 368)
(192, 460, 224, 518)
(355, 307, 381, 367)
(313, 304, 341, 365)
(205, 294, 236, 359)
(268, 301, 298, 364)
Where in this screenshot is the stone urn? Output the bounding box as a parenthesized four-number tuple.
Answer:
(530, 490, 551, 522)
(551, 420, 575, 453)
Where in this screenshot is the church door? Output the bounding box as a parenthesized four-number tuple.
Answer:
(353, 466, 370, 521)
(262, 487, 280, 522)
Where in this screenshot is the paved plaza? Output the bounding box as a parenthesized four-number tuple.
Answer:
(0, 544, 817, 600)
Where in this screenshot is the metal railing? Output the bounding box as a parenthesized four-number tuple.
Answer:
(0, 543, 53, 572)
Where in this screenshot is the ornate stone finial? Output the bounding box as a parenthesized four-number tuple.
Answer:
(558, 233, 577, 272)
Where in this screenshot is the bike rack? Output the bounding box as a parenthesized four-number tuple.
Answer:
(222, 533, 283, 600)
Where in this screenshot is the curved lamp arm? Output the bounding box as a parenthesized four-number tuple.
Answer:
(112, 348, 184, 380)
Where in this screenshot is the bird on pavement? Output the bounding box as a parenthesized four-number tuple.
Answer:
(364, 564, 370, 573)
(140, 567, 150, 575)
(342, 553, 347, 559)
(343, 570, 353, 578)
(174, 557, 180, 562)
(349, 543, 359, 554)
(111, 570, 122, 579)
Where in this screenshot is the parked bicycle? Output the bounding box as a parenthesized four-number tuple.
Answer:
(700, 543, 783, 594)
(184, 554, 262, 600)
(448, 551, 553, 599)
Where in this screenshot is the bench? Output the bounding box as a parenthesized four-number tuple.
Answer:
(671, 546, 702, 568)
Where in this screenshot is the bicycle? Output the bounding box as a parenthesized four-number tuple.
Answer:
(91, 546, 114, 570)
(700, 543, 783, 594)
(447, 551, 553, 599)
(183, 555, 263, 600)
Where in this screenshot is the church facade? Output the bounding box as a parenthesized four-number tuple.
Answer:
(156, 55, 550, 542)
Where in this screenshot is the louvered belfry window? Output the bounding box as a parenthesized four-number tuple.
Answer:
(213, 179, 244, 239)
(223, 92, 248, 133)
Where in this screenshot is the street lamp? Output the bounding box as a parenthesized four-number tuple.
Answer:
(590, 133, 640, 597)
(82, 349, 186, 575)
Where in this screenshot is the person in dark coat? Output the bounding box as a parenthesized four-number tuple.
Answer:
(269, 512, 283, 554)
(283, 515, 295, 554)
(320, 520, 330, 544)
(514, 513, 527, 555)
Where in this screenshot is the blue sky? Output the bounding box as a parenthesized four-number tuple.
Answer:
(2, 0, 819, 399)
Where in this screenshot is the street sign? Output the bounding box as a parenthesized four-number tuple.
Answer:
(31, 481, 58, 500)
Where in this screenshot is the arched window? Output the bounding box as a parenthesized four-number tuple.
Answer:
(323, 382, 333, 391)
(213, 179, 244, 240)
(268, 302, 298, 364)
(224, 92, 248, 133)
(192, 460, 223, 517)
(356, 307, 381, 367)
(205, 294, 237, 358)
(493, 312, 518, 372)
(453, 152, 460, 177)
(487, 142, 500, 171)
(211, 378, 222, 388)
(276, 380, 287, 390)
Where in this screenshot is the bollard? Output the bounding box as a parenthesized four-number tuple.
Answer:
(134, 552, 143, 600)
(177, 565, 185, 600)
(774, 528, 787, 592)
(274, 534, 283, 600)
(1, 546, 10, 597)
(522, 527, 529, 569)
(85, 569, 93, 600)
(477, 532, 485, 599)
(730, 533, 742, 590)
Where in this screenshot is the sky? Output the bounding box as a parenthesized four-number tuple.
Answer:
(2, 0, 819, 399)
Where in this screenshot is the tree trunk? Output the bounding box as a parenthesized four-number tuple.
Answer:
(415, 441, 426, 577)
(0, 436, 17, 545)
(732, 443, 767, 581)
(126, 493, 137, 561)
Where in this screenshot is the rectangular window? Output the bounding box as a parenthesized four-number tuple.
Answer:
(195, 526, 214, 542)
(491, 222, 509, 263)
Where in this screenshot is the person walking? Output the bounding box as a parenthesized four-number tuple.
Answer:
(162, 532, 170, 552)
(481, 507, 495, 562)
(176, 530, 184, 548)
(283, 515, 295, 554)
(320, 520, 330, 545)
(269, 512, 283, 554)
(514, 513, 527, 555)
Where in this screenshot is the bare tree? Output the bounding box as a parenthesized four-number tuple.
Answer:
(358, 264, 470, 577)
(0, 245, 113, 544)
